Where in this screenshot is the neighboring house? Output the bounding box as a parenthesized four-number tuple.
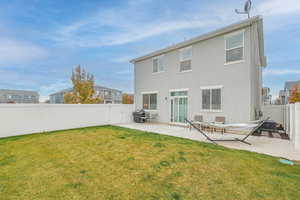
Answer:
(0, 89, 39, 103)
(131, 16, 267, 124)
(122, 93, 134, 104)
(262, 87, 272, 105)
(279, 80, 300, 104)
(50, 85, 122, 104)
(277, 90, 286, 105)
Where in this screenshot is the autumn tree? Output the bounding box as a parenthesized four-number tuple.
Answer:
(289, 85, 300, 103)
(64, 65, 103, 104)
(122, 93, 134, 104)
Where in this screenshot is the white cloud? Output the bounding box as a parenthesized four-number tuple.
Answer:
(54, 18, 220, 47)
(50, 0, 300, 48)
(258, 0, 300, 16)
(0, 38, 47, 66)
(112, 55, 135, 63)
(263, 69, 300, 76)
(51, 0, 233, 48)
(106, 19, 218, 46)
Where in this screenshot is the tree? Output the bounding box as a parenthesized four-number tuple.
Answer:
(64, 65, 103, 104)
(289, 85, 300, 103)
(122, 93, 134, 104)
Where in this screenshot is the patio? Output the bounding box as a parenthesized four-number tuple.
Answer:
(117, 122, 300, 161)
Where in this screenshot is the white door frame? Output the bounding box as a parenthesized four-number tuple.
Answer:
(169, 89, 188, 124)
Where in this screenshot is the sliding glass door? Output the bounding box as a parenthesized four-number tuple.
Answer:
(170, 91, 188, 123)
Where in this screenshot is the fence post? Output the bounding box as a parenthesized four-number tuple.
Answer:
(285, 105, 289, 135)
(289, 104, 295, 144)
(294, 103, 300, 151)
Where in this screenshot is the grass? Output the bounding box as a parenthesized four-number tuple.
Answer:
(0, 125, 299, 200)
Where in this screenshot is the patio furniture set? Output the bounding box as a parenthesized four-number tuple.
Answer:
(188, 115, 288, 139)
(132, 111, 288, 146)
(185, 118, 266, 145)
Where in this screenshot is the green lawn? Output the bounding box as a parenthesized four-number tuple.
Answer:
(0, 126, 299, 200)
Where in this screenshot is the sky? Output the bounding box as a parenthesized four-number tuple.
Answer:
(0, 0, 299, 102)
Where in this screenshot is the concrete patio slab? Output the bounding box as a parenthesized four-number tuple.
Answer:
(117, 123, 300, 161)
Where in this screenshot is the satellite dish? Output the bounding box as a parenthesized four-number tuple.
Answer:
(244, 0, 252, 12)
(235, 0, 252, 18)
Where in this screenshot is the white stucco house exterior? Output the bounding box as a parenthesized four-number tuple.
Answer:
(131, 16, 267, 124)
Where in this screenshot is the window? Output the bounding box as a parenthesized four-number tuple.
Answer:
(201, 87, 222, 111)
(211, 89, 221, 110)
(153, 55, 165, 73)
(179, 46, 192, 72)
(225, 31, 244, 63)
(202, 89, 211, 110)
(143, 93, 157, 110)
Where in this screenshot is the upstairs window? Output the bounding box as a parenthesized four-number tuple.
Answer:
(225, 31, 244, 63)
(201, 86, 222, 111)
(153, 55, 165, 73)
(143, 93, 157, 110)
(179, 46, 192, 72)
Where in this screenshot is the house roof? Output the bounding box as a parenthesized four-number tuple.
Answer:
(94, 85, 122, 93)
(49, 88, 72, 96)
(0, 89, 39, 96)
(130, 16, 265, 65)
(49, 85, 122, 96)
(284, 80, 300, 91)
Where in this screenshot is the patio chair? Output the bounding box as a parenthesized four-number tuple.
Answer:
(215, 116, 225, 124)
(189, 115, 203, 131)
(212, 116, 226, 134)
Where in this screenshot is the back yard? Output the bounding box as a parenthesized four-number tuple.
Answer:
(0, 126, 299, 200)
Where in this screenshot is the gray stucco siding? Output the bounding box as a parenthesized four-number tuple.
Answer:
(134, 26, 256, 123)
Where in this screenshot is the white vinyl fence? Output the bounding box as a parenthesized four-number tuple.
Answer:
(285, 103, 300, 151)
(262, 105, 285, 125)
(261, 104, 300, 152)
(0, 104, 134, 138)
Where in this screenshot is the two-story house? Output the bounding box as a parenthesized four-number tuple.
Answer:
(131, 16, 267, 124)
(0, 89, 39, 104)
(279, 80, 300, 104)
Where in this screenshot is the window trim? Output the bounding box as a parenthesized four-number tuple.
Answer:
(224, 30, 245, 65)
(179, 46, 192, 72)
(169, 89, 189, 98)
(152, 55, 165, 74)
(169, 88, 189, 92)
(200, 85, 223, 112)
(142, 91, 158, 111)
